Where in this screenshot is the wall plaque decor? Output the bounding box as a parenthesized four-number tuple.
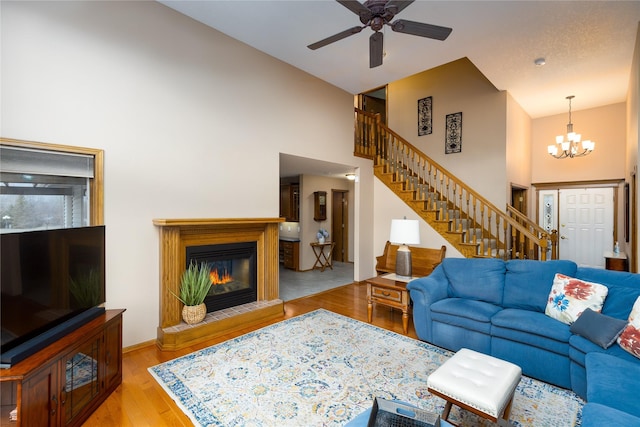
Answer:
(418, 96, 432, 136)
(445, 112, 462, 154)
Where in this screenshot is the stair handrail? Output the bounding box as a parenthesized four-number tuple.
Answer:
(355, 107, 553, 260)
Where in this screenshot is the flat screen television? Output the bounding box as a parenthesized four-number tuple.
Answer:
(1, 225, 106, 367)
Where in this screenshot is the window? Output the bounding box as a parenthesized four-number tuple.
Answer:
(0, 139, 104, 232)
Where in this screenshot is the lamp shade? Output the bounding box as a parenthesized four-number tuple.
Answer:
(389, 219, 420, 245)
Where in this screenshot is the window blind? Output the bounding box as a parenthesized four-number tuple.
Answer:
(0, 145, 95, 178)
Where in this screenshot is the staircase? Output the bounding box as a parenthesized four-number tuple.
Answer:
(353, 108, 558, 260)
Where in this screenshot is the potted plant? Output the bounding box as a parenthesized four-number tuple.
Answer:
(317, 228, 329, 244)
(174, 261, 212, 324)
(68, 268, 102, 308)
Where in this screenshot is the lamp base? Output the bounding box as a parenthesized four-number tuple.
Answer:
(395, 245, 412, 278)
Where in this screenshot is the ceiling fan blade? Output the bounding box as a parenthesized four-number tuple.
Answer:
(307, 26, 364, 50)
(370, 32, 383, 68)
(337, 0, 372, 20)
(384, 0, 415, 14)
(391, 19, 452, 41)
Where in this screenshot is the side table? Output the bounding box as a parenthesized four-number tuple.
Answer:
(366, 275, 417, 334)
(310, 241, 335, 271)
(604, 251, 628, 271)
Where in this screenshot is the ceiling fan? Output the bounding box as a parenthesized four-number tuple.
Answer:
(307, 0, 452, 68)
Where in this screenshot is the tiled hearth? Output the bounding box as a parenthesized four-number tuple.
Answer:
(162, 300, 282, 335)
(153, 218, 285, 350)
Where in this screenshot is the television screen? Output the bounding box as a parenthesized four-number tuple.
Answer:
(0, 226, 106, 356)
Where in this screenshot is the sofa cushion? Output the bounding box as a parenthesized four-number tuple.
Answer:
(504, 260, 577, 312)
(600, 283, 640, 320)
(577, 266, 640, 289)
(570, 308, 627, 349)
(577, 267, 640, 319)
(586, 352, 640, 418)
(581, 403, 640, 427)
(569, 334, 639, 368)
(617, 296, 640, 360)
(430, 298, 502, 334)
(491, 309, 570, 355)
(544, 274, 608, 325)
(441, 258, 505, 305)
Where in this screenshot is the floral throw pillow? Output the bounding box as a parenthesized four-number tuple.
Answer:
(617, 296, 640, 359)
(544, 273, 608, 325)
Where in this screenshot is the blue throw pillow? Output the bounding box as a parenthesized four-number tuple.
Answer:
(570, 308, 627, 349)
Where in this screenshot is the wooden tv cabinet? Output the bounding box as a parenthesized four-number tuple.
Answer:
(0, 309, 125, 426)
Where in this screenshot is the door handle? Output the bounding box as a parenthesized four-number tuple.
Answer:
(561, 236, 567, 240)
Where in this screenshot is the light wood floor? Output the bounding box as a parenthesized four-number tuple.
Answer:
(83, 281, 418, 426)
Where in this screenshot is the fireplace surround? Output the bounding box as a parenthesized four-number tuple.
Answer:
(153, 218, 284, 350)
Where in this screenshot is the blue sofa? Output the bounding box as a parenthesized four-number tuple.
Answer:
(407, 258, 640, 425)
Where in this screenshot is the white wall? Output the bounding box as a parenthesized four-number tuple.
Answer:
(1, 1, 375, 347)
(506, 93, 532, 213)
(531, 103, 627, 183)
(387, 58, 508, 210)
(373, 179, 463, 261)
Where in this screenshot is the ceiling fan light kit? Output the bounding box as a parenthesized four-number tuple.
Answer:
(307, 0, 452, 68)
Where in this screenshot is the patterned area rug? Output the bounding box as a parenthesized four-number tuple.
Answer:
(149, 309, 584, 426)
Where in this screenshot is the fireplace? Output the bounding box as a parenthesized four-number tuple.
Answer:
(154, 218, 284, 351)
(186, 242, 257, 313)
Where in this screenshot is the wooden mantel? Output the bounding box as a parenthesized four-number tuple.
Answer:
(153, 218, 285, 350)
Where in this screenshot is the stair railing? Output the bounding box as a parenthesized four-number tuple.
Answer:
(507, 205, 558, 260)
(354, 108, 554, 260)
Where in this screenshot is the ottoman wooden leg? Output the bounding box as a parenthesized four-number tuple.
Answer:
(442, 401, 452, 420)
(502, 395, 514, 421)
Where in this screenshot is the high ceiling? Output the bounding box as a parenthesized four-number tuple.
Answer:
(159, 0, 640, 119)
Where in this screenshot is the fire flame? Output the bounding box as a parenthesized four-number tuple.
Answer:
(210, 269, 232, 285)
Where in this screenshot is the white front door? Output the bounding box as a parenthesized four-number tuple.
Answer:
(558, 188, 614, 268)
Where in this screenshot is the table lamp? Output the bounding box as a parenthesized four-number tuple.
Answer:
(390, 219, 420, 277)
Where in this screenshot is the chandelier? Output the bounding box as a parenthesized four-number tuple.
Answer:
(547, 95, 595, 159)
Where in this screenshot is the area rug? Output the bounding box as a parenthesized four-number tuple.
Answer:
(149, 309, 584, 426)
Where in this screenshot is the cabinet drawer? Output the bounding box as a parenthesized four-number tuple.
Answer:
(371, 286, 402, 303)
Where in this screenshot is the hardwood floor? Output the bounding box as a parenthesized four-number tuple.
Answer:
(83, 281, 418, 426)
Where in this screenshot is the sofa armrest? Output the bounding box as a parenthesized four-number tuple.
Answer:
(407, 265, 448, 342)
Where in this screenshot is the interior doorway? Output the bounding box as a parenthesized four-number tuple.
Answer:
(558, 188, 614, 268)
(510, 185, 528, 215)
(537, 186, 615, 268)
(331, 190, 349, 262)
(358, 86, 387, 125)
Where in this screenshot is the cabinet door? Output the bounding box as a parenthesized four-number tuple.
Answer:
(104, 317, 123, 391)
(22, 363, 59, 427)
(280, 185, 291, 220)
(61, 334, 101, 425)
(290, 184, 299, 221)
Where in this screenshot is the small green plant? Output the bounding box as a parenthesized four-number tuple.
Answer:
(69, 268, 102, 308)
(173, 261, 212, 306)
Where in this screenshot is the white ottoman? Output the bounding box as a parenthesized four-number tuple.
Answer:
(427, 348, 522, 425)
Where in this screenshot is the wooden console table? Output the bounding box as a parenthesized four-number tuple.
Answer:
(0, 309, 125, 427)
(310, 241, 335, 271)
